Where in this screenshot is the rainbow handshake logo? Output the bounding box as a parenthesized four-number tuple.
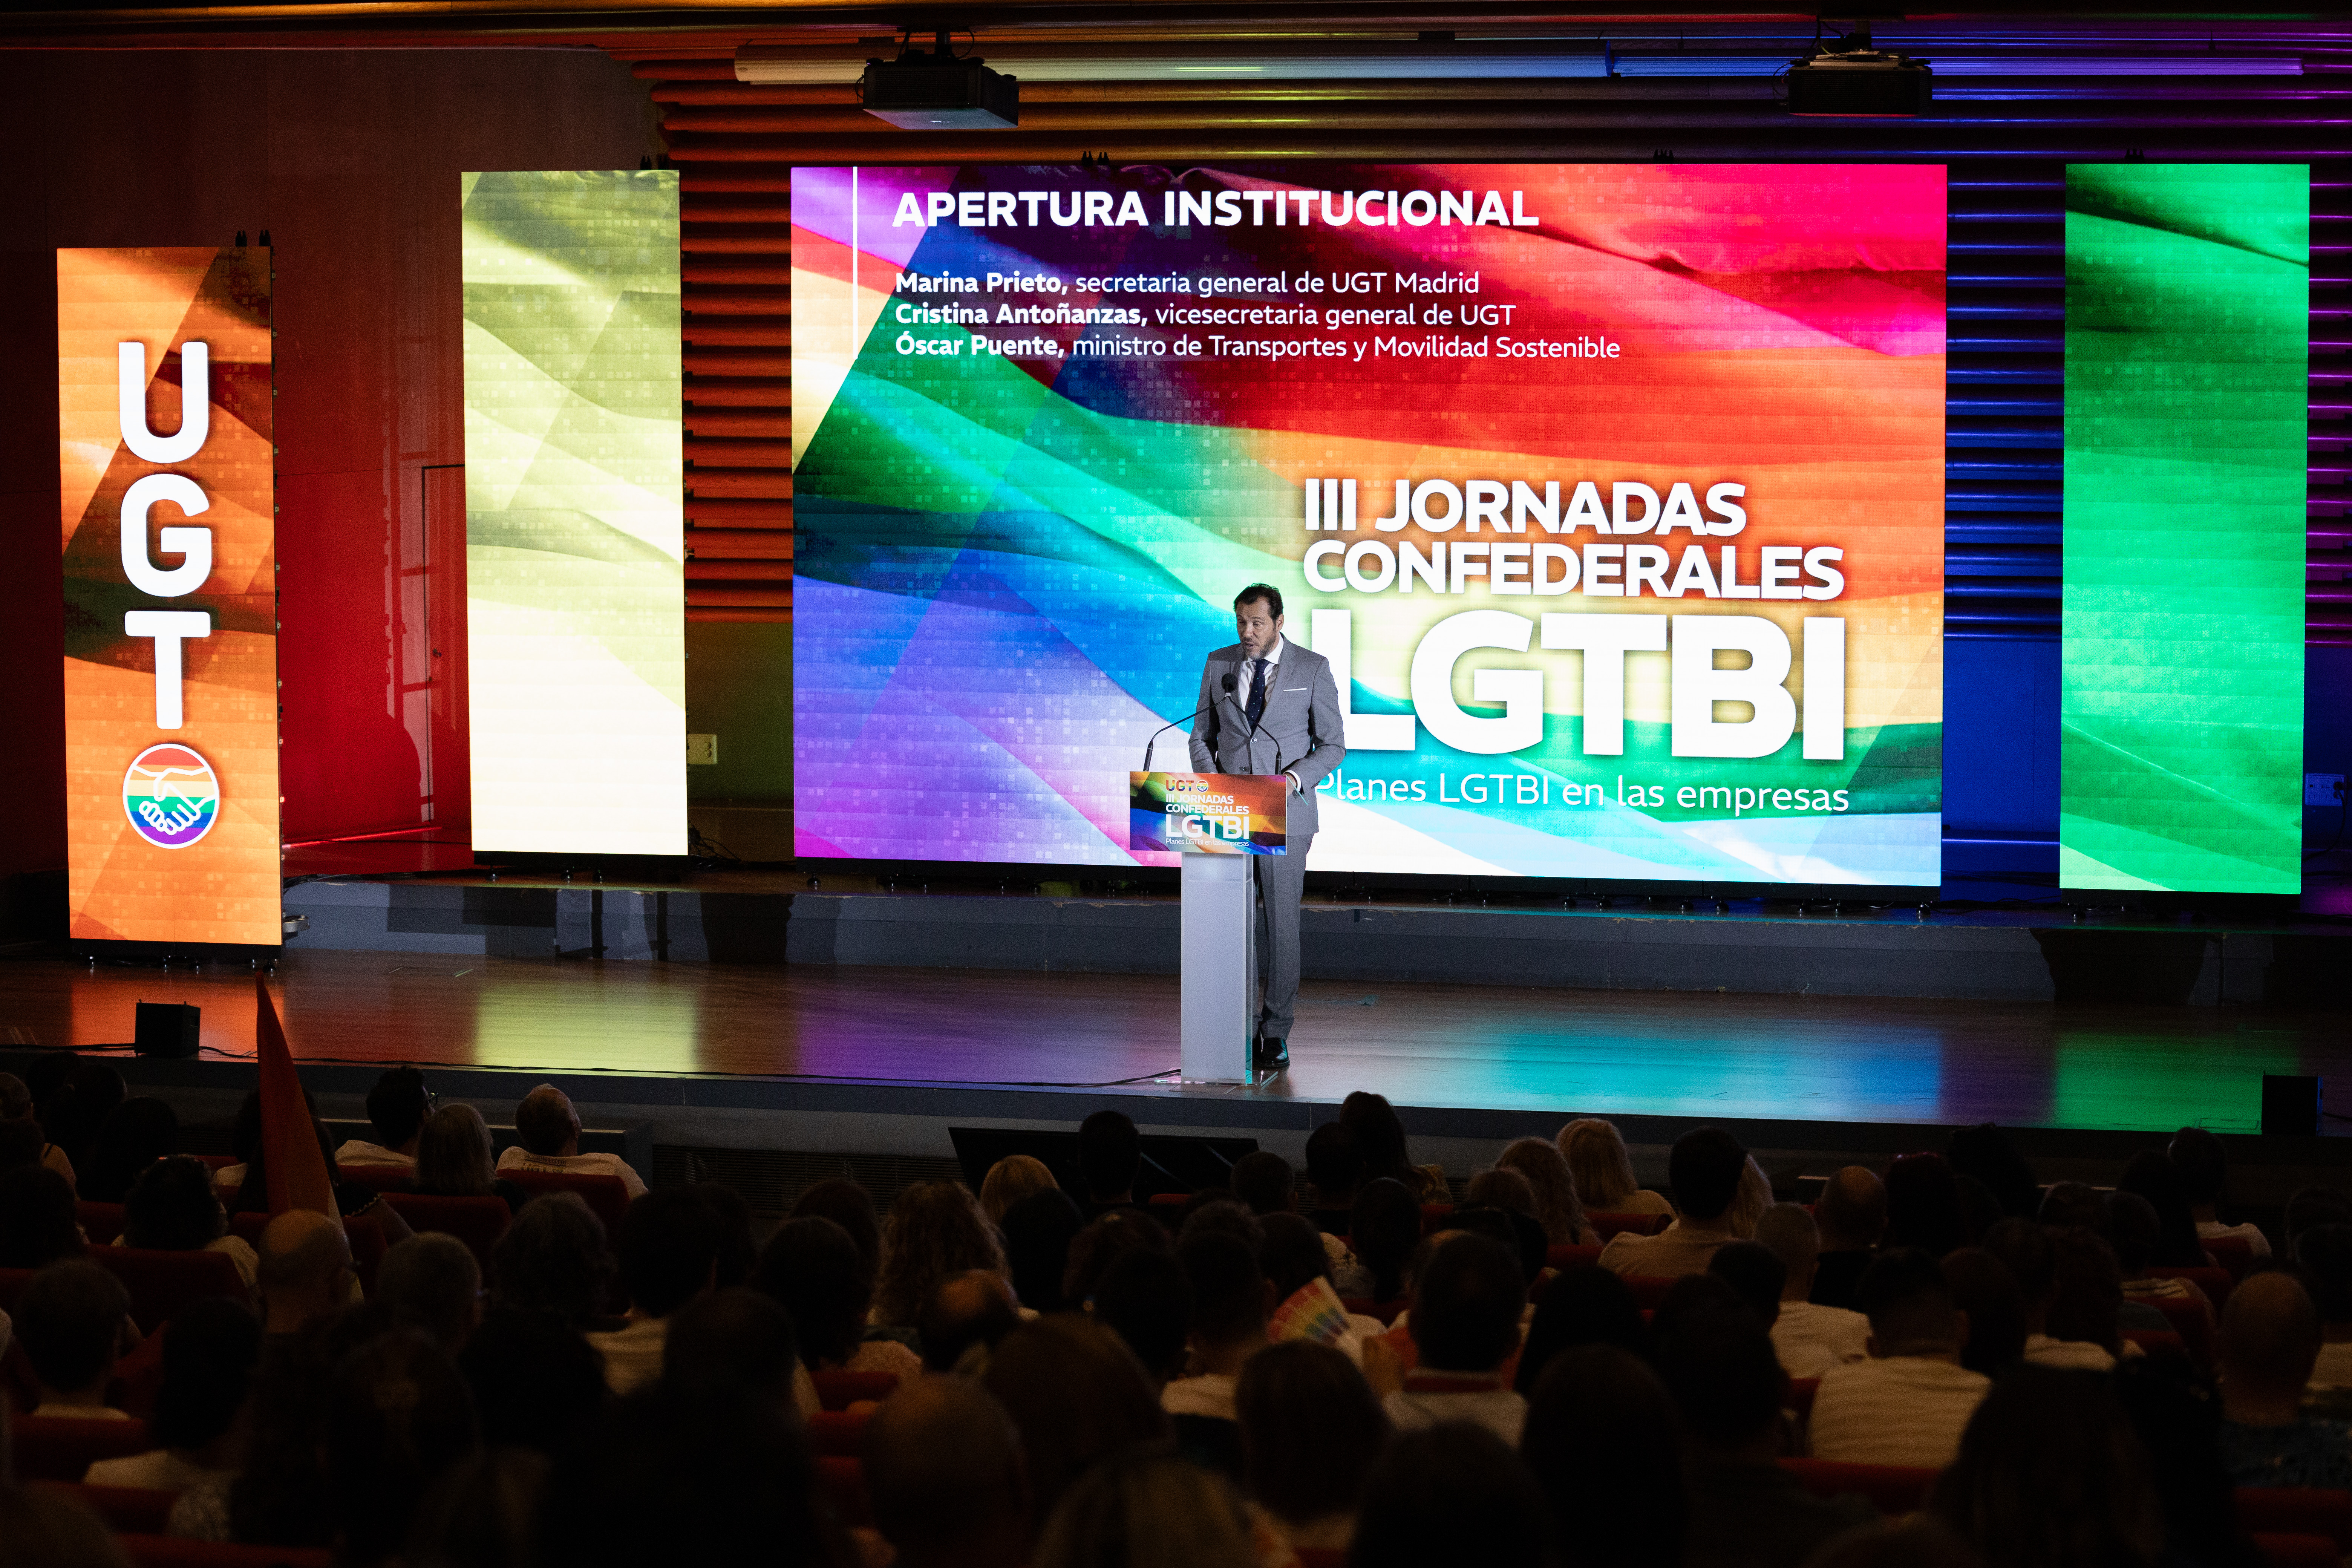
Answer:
(122, 743, 220, 850)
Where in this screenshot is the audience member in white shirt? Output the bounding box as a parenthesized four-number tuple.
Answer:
(1810, 1248, 1992, 1468)
(16, 1260, 137, 1421)
(334, 1064, 430, 1171)
(1753, 1204, 1871, 1377)
(1600, 1127, 1749, 1281)
(85, 1296, 259, 1493)
(1383, 1233, 1528, 1445)
(588, 1187, 723, 1394)
(2171, 1125, 2272, 1258)
(1162, 1230, 1272, 1479)
(1977, 1215, 2104, 1369)
(496, 1083, 648, 1197)
(2023, 1226, 2134, 1371)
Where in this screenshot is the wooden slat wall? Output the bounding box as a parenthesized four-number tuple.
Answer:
(639, 58, 794, 623)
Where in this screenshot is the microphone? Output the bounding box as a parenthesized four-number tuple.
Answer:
(1143, 674, 1236, 771)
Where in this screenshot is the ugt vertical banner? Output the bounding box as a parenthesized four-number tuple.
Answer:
(58, 248, 280, 946)
(2061, 166, 2308, 894)
(461, 170, 686, 856)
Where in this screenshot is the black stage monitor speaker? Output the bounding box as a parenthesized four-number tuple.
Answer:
(134, 1001, 200, 1058)
(2262, 1073, 2321, 1137)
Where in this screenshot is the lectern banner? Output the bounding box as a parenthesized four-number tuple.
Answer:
(1130, 772, 1290, 855)
(794, 163, 1946, 884)
(58, 247, 279, 946)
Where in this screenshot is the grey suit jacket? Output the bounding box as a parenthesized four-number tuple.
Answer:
(1187, 639, 1347, 838)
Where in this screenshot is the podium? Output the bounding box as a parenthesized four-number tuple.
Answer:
(1129, 772, 1289, 1084)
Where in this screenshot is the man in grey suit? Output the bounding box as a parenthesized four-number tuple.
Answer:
(1188, 583, 1346, 1075)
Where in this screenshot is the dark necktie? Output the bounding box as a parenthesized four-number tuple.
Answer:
(1246, 657, 1269, 727)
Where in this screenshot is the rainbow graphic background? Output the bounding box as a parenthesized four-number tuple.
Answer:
(122, 744, 221, 849)
(791, 164, 1945, 884)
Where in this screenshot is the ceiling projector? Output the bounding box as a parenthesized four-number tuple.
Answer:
(862, 34, 1020, 130)
(1786, 37, 1932, 116)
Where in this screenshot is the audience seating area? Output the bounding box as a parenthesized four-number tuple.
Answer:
(2, 1061, 2347, 1568)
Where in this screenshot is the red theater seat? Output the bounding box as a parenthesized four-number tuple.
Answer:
(1588, 1211, 1671, 1241)
(2146, 1295, 2217, 1370)
(2237, 1489, 2352, 1551)
(1780, 1458, 1937, 1515)
(808, 1410, 871, 1458)
(2151, 1265, 2235, 1311)
(8, 1415, 153, 1481)
(817, 1455, 872, 1528)
(112, 1322, 170, 1420)
(1419, 1203, 1455, 1235)
(77, 1201, 126, 1245)
(34, 1480, 178, 1533)
(227, 1211, 267, 1246)
(117, 1536, 332, 1568)
(501, 1170, 631, 1234)
(334, 1165, 411, 1194)
(1785, 1377, 1820, 1420)
(90, 1245, 248, 1335)
(2255, 1534, 2340, 1568)
(2206, 1234, 2258, 1280)
(382, 1193, 511, 1269)
(1546, 1243, 1603, 1271)
(810, 1370, 899, 1411)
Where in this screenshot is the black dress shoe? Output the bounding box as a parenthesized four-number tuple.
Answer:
(1254, 1036, 1289, 1075)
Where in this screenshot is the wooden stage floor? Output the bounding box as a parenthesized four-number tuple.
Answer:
(2, 950, 2346, 1135)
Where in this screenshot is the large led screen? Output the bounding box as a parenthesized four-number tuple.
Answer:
(59, 247, 280, 945)
(793, 165, 1946, 884)
(2061, 164, 2308, 895)
(463, 169, 687, 856)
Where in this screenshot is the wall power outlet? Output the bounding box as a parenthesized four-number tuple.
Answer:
(686, 733, 718, 766)
(2310, 773, 2347, 807)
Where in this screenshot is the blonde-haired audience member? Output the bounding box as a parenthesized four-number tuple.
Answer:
(1725, 1156, 1773, 1240)
(1494, 1138, 1598, 1247)
(1557, 1118, 1673, 1219)
(978, 1154, 1060, 1226)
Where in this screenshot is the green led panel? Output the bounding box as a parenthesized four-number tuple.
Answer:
(2061, 164, 2308, 894)
(462, 170, 685, 854)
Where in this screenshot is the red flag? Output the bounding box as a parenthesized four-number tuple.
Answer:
(255, 975, 337, 1217)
